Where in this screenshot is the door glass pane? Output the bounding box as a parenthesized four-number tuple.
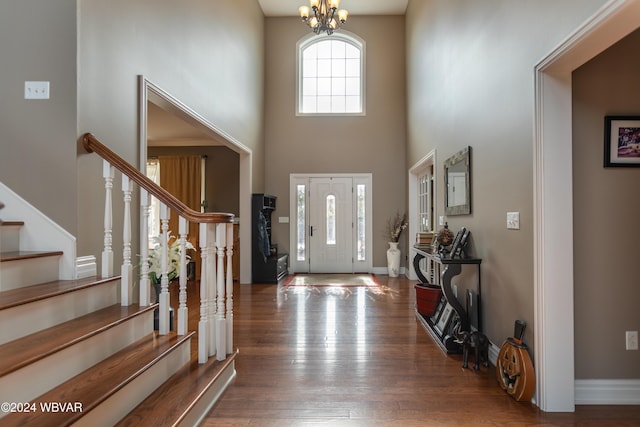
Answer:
(297, 184, 306, 261)
(356, 184, 366, 261)
(326, 195, 336, 245)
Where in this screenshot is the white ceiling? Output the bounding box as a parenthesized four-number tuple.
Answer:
(258, 0, 408, 17)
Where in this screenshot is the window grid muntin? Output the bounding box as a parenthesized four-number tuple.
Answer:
(298, 35, 363, 115)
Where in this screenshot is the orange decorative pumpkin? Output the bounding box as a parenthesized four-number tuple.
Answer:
(496, 320, 535, 402)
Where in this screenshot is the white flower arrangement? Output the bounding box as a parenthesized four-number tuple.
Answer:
(147, 234, 195, 285)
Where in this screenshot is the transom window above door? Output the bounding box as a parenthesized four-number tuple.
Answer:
(297, 32, 365, 115)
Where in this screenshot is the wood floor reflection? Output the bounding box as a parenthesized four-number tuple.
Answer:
(203, 275, 640, 426)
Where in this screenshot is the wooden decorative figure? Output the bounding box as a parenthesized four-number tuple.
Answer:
(496, 320, 535, 402)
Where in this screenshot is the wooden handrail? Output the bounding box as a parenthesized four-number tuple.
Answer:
(82, 133, 234, 224)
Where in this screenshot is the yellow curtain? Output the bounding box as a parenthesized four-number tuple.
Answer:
(159, 155, 202, 279)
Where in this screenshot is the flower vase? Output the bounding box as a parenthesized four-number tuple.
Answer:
(387, 242, 401, 277)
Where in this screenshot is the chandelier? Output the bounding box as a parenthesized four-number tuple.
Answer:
(298, 0, 348, 36)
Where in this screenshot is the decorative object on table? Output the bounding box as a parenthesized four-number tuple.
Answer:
(414, 283, 443, 317)
(385, 212, 407, 277)
(603, 116, 640, 167)
(415, 231, 435, 252)
(457, 330, 489, 371)
(449, 227, 470, 259)
(496, 320, 535, 402)
(435, 222, 454, 254)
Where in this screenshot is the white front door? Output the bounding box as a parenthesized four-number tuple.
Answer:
(290, 174, 372, 274)
(309, 177, 353, 273)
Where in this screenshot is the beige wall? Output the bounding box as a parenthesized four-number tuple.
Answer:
(406, 0, 608, 354)
(572, 28, 640, 378)
(76, 0, 264, 261)
(0, 0, 78, 233)
(264, 16, 407, 268)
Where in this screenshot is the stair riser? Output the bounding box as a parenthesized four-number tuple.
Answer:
(0, 280, 120, 345)
(0, 256, 60, 291)
(178, 361, 236, 427)
(0, 225, 21, 252)
(0, 310, 154, 408)
(73, 337, 192, 427)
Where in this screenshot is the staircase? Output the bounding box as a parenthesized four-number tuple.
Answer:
(0, 220, 237, 426)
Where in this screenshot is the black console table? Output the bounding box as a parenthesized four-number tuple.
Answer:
(413, 247, 481, 354)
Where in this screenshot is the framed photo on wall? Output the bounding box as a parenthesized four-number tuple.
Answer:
(604, 116, 640, 167)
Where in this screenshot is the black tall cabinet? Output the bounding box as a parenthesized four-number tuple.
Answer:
(251, 194, 288, 283)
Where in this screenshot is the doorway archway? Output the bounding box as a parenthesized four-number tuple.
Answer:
(534, 0, 640, 411)
(138, 76, 253, 284)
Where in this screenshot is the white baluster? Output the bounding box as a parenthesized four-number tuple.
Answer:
(225, 222, 234, 354)
(198, 223, 209, 363)
(177, 216, 189, 335)
(208, 224, 217, 358)
(102, 161, 114, 278)
(121, 175, 133, 306)
(159, 203, 170, 335)
(139, 189, 151, 306)
(215, 223, 226, 361)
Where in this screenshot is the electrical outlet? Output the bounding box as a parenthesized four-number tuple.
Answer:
(626, 331, 638, 350)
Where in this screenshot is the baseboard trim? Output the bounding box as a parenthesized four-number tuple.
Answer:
(76, 255, 97, 279)
(575, 379, 640, 405)
(372, 266, 406, 276)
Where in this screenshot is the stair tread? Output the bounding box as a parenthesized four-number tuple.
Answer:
(0, 276, 120, 310)
(1, 331, 194, 427)
(0, 303, 156, 377)
(117, 348, 239, 426)
(0, 250, 63, 262)
(0, 221, 24, 226)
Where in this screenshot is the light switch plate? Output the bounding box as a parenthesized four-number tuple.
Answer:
(278, 216, 289, 223)
(507, 212, 520, 230)
(25, 81, 50, 99)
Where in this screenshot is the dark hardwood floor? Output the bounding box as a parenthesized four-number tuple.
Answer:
(201, 275, 640, 426)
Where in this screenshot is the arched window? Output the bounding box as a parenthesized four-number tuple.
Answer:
(297, 32, 365, 115)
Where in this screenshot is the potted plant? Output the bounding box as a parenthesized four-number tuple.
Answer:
(145, 234, 195, 330)
(147, 234, 195, 302)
